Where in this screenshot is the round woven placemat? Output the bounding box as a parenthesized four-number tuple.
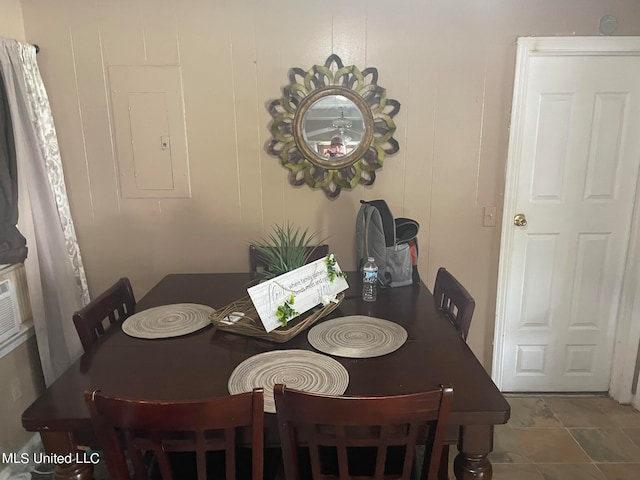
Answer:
(228, 349, 349, 413)
(307, 315, 408, 358)
(121, 303, 214, 339)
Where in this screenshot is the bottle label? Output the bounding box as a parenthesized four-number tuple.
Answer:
(364, 270, 377, 282)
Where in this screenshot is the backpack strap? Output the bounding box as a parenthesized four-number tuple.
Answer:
(356, 202, 375, 271)
(360, 204, 377, 267)
(366, 200, 396, 247)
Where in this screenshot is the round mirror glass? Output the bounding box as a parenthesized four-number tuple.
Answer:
(301, 95, 366, 162)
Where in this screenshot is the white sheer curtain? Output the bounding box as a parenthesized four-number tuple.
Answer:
(0, 38, 89, 386)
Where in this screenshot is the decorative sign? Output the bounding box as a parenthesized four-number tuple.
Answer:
(247, 256, 349, 333)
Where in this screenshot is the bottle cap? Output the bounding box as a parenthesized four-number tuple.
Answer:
(367, 257, 375, 262)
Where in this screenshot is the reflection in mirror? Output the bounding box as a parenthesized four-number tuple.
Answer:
(267, 54, 400, 198)
(302, 95, 365, 161)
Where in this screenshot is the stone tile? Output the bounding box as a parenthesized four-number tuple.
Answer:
(622, 428, 640, 448)
(544, 397, 616, 428)
(570, 428, 640, 462)
(591, 398, 640, 428)
(537, 463, 607, 480)
(511, 428, 590, 463)
(507, 397, 563, 428)
(489, 424, 534, 464)
(440, 397, 640, 479)
(492, 463, 543, 480)
(596, 463, 640, 480)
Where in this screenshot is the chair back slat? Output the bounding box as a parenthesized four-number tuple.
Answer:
(194, 430, 205, 480)
(84, 388, 264, 480)
(73, 277, 136, 352)
(274, 384, 453, 480)
(433, 267, 476, 340)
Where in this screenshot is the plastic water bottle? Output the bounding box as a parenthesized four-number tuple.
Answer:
(362, 257, 378, 302)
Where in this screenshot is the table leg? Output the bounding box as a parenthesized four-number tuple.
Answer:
(452, 425, 493, 480)
(39, 432, 93, 480)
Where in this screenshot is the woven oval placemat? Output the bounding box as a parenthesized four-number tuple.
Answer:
(307, 315, 408, 358)
(122, 303, 214, 339)
(228, 349, 349, 413)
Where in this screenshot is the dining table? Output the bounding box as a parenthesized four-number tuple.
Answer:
(21, 271, 510, 480)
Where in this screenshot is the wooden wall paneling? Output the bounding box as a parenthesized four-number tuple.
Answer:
(330, 0, 367, 68)
(97, 0, 146, 66)
(0, 0, 25, 40)
(174, 0, 242, 226)
(254, 0, 286, 231)
(138, 0, 180, 65)
(173, 2, 226, 225)
(402, 3, 437, 283)
(279, 0, 332, 224)
(229, 0, 263, 227)
(357, 4, 410, 206)
(21, 1, 100, 227)
(67, 4, 121, 224)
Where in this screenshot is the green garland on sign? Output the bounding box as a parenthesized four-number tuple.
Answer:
(325, 254, 346, 282)
(276, 295, 299, 327)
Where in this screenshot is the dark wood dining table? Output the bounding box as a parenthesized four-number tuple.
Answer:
(22, 272, 509, 480)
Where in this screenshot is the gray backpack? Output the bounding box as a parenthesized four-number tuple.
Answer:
(356, 200, 420, 287)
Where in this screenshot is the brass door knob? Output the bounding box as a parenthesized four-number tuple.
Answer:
(514, 213, 527, 227)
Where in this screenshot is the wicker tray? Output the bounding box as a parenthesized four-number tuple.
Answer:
(210, 293, 344, 343)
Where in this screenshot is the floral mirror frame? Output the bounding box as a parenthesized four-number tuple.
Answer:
(267, 54, 400, 198)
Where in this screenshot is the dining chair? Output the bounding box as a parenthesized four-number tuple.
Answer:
(273, 383, 453, 480)
(433, 267, 476, 341)
(249, 244, 329, 273)
(433, 267, 475, 479)
(73, 277, 136, 352)
(84, 388, 265, 480)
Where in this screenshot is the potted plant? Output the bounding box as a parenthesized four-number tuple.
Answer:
(250, 223, 326, 278)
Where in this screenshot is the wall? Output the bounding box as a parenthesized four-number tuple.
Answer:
(0, 0, 46, 469)
(0, 0, 24, 42)
(0, 336, 43, 471)
(17, 0, 640, 370)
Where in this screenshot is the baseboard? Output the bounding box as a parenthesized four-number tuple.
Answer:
(0, 434, 43, 480)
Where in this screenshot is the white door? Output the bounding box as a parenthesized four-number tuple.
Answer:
(493, 37, 640, 392)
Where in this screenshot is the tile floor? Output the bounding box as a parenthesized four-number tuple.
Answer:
(443, 394, 640, 480)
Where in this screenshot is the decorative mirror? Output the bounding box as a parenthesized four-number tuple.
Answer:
(267, 54, 400, 198)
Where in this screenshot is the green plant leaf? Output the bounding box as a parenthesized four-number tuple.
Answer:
(325, 254, 346, 282)
(275, 294, 299, 326)
(251, 222, 327, 277)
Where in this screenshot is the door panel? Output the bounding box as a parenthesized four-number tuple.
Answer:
(495, 38, 640, 392)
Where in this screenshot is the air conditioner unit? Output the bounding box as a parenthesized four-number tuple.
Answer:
(0, 279, 20, 343)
